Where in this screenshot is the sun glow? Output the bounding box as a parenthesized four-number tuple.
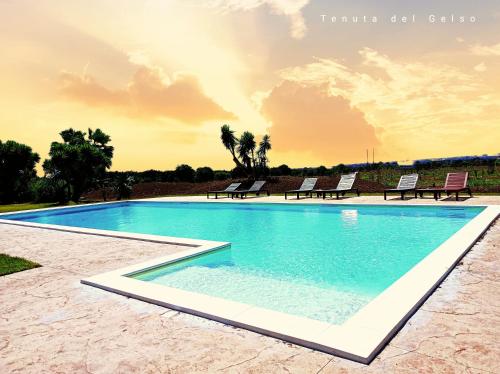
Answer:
(1, 0, 499, 171)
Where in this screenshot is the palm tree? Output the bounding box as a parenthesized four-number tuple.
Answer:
(220, 125, 245, 170)
(257, 135, 271, 168)
(237, 131, 256, 175)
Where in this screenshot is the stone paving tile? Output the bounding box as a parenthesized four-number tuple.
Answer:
(0, 199, 498, 373)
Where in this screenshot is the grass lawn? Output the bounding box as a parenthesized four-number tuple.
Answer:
(0, 202, 59, 214)
(0, 253, 41, 276)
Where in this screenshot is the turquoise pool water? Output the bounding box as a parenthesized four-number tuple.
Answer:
(3, 202, 483, 324)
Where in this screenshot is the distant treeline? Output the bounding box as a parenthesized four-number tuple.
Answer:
(4, 126, 497, 205)
(110, 155, 499, 184)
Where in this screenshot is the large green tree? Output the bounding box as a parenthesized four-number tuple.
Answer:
(43, 128, 114, 202)
(0, 140, 40, 203)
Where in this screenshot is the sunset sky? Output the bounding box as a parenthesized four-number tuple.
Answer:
(1, 0, 499, 172)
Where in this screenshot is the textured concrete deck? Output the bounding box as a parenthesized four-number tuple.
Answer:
(0, 196, 499, 373)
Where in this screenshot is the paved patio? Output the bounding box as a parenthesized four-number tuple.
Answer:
(0, 196, 499, 373)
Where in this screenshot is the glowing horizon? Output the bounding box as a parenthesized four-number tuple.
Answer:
(1, 0, 499, 172)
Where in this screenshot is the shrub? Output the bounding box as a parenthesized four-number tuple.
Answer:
(230, 166, 247, 178)
(255, 165, 270, 178)
(195, 167, 214, 183)
(30, 178, 67, 203)
(316, 165, 328, 176)
(214, 171, 231, 180)
(331, 163, 348, 175)
(174, 164, 195, 182)
(113, 174, 134, 200)
(270, 164, 291, 176)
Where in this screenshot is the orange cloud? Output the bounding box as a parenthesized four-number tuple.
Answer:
(262, 81, 379, 163)
(59, 67, 236, 124)
(277, 48, 500, 161)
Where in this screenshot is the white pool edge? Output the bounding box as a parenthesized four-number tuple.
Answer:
(1, 201, 498, 363)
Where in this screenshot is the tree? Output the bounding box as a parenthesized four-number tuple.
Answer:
(88, 129, 113, 159)
(270, 164, 291, 176)
(30, 177, 66, 203)
(257, 135, 271, 168)
(316, 165, 328, 176)
(0, 140, 40, 203)
(220, 125, 271, 178)
(174, 164, 195, 182)
(220, 125, 245, 170)
(237, 131, 256, 176)
(195, 167, 214, 182)
(331, 163, 348, 175)
(113, 174, 134, 200)
(214, 170, 231, 180)
(43, 128, 114, 202)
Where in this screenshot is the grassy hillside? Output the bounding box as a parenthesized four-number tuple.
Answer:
(358, 166, 499, 192)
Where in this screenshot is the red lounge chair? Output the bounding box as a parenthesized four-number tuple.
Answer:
(416, 172, 472, 201)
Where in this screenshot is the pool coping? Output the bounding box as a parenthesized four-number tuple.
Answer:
(1, 200, 498, 363)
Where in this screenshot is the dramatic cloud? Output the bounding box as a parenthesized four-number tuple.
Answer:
(277, 48, 500, 160)
(470, 42, 500, 56)
(262, 81, 378, 163)
(207, 0, 310, 39)
(281, 48, 481, 115)
(59, 67, 236, 124)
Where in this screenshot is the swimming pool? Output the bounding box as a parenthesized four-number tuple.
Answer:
(2, 200, 497, 362)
